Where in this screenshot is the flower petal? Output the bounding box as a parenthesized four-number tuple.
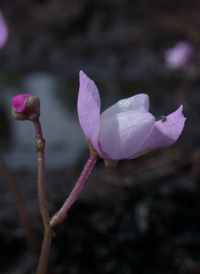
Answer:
(77, 71, 101, 151)
(0, 11, 8, 49)
(129, 105, 186, 158)
(101, 94, 149, 119)
(12, 94, 32, 112)
(99, 110, 155, 160)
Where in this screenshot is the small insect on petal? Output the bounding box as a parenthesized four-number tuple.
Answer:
(160, 116, 167, 122)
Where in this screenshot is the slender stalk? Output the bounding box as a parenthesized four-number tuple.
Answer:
(50, 154, 98, 228)
(34, 120, 49, 227)
(37, 149, 50, 228)
(34, 120, 43, 140)
(0, 151, 39, 256)
(37, 226, 53, 274)
(33, 121, 53, 274)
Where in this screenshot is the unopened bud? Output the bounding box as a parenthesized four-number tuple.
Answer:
(12, 94, 40, 122)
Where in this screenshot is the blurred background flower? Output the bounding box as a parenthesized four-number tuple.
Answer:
(165, 41, 194, 70)
(0, 11, 8, 49)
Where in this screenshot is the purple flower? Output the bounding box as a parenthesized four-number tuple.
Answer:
(165, 41, 194, 70)
(0, 11, 8, 49)
(78, 71, 186, 161)
(12, 94, 40, 121)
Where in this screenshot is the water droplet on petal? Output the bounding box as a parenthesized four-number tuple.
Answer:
(118, 99, 130, 109)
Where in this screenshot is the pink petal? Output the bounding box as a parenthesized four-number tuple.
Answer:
(0, 11, 8, 49)
(99, 110, 155, 160)
(101, 94, 150, 119)
(12, 94, 32, 112)
(129, 105, 186, 158)
(77, 71, 101, 151)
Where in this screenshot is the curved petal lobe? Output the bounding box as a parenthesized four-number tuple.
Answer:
(130, 105, 186, 158)
(77, 71, 101, 151)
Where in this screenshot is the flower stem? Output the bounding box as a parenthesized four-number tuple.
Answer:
(34, 120, 43, 140)
(37, 148, 50, 228)
(37, 226, 53, 274)
(33, 120, 53, 274)
(49, 154, 98, 228)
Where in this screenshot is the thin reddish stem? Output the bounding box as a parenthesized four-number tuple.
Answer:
(50, 154, 98, 228)
(37, 226, 53, 274)
(37, 149, 50, 228)
(34, 120, 43, 140)
(33, 120, 53, 274)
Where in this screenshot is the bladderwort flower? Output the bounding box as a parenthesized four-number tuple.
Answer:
(0, 11, 8, 48)
(78, 71, 186, 162)
(165, 41, 194, 70)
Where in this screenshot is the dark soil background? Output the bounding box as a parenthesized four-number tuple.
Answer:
(0, 0, 200, 273)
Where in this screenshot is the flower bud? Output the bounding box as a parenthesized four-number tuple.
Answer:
(12, 94, 40, 122)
